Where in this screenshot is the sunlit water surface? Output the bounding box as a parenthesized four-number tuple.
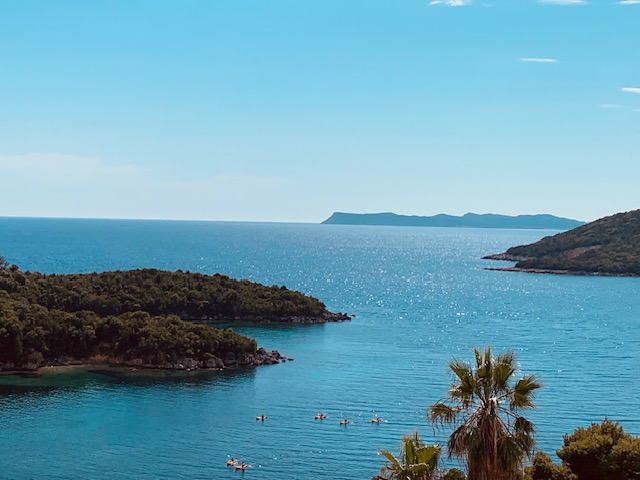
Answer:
(0, 218, 638, 480)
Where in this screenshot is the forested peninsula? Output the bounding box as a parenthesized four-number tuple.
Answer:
(0, 263, 349, 372)
(484, 209, 640, 276)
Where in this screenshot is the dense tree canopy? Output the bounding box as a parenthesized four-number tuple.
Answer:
(2, 268, 327, 319)
(526, 420, 640, 480)
(556, 420, 640, 480)
(0, 264, 333, 370)
(487, 209, 640, 275)
(0, 292, 257, 369)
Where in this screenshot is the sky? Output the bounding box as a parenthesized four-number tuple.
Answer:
(0, 0, 638, 223)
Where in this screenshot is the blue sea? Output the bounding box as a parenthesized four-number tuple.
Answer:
(0, 218, 638, 480)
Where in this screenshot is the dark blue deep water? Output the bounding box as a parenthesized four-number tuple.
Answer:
(0, 218, 638, 480)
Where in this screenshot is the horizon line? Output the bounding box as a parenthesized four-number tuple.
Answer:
(0, 210, 592, 224)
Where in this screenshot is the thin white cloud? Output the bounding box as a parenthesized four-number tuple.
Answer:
(599, 104, 621, 109)
(0, 153, 295, 221)
(622, 87, 640, 94)
(430, 0, 471, 6)
(617, 0, 640, 4)
(520, 57, 558, 63)
(539, 0, 587, 4)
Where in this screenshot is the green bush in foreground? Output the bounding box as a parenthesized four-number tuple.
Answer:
(527, 452, 575, 480)
(557, 419, 640, 480)
(524, 420, 640, 480)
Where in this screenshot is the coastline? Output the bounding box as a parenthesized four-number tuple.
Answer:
(484, 266, 640, 277)
(482, 253, 531, 262)
(0, 348, 289, 374)
(189, 311, 352, 325)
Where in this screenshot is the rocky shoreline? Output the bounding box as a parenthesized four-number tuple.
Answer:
(189, 311, 352, 325)
(0, 348, 289, 373)
(482, 253, 531, 262)
(484, 266, 640, 277)
(0, 310, 351, 374)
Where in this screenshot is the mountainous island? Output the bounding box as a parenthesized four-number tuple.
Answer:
(0, 263, 349, 372)
(484, 209, 640, 276)
(322, 212, 584, 230)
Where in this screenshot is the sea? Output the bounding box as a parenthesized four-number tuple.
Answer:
(0, 217, 638, 480)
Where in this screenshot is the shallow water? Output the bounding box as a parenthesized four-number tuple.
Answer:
(0, 218, 638, 479)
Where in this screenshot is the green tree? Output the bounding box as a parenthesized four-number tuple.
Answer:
(525, 452, 575, 480)
(374, 431, 442, 480)
(556, 419, 640, 480)
(429, 346, 542, 480)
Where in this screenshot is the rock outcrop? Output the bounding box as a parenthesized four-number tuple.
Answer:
(0, 349, 288, 373)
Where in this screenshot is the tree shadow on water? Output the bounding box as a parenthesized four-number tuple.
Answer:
(0, 366, 257, 401)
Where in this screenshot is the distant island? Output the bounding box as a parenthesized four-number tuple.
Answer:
(484, 209, 640, 276)
(322, 212, 584, 230)
(0, 264, 350, 372)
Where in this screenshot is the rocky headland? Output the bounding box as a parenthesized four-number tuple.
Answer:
(484, 209, 640, 276)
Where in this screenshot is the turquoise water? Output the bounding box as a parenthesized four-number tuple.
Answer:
(0, 218, 639, 480)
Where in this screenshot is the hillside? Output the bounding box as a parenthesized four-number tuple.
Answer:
(10, 268, 335, 321)
(484, 209, 640, 276)
(322, 212, 583, 230)
(0, 266, 349, 371)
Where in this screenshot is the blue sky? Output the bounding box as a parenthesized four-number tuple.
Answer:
(0, 0, 638, 222)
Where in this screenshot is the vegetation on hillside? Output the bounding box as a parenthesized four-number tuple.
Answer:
(0, 257, 334, 370)
(0, 293, 257, 369)
(1, 267, 327, 319)
(526, 420, 640, 480)
(486, 210, 640, 275)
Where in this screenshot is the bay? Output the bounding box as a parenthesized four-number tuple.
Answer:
(0, 217, 638, 480)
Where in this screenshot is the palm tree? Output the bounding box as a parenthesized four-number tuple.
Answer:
(374, 430, 442, 480)
(428, 346, 541, 480)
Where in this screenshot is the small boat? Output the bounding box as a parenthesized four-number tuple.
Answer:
(371, 417, 382, 423)
(255, 415, 267, 421)
(226, 458, 237, 467)
(234, 463, 250, 471)
(339, 419, 350, 425)
(314, 413, 327, 420)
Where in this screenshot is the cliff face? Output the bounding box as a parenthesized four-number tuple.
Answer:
(322, 212, 584, 230)
(484, 209, 640, 276)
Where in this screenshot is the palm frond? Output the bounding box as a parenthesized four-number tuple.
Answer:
(449, 359, 472, 383)
(378, 432, 441, 480)
(497, 435, 526, 472)
(380, 449, 400, 465)
(473, 347, 483, 369)
(511, 374, 542, 409)
(429, 402, 458, 425)
(492, 361, 515, 393)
